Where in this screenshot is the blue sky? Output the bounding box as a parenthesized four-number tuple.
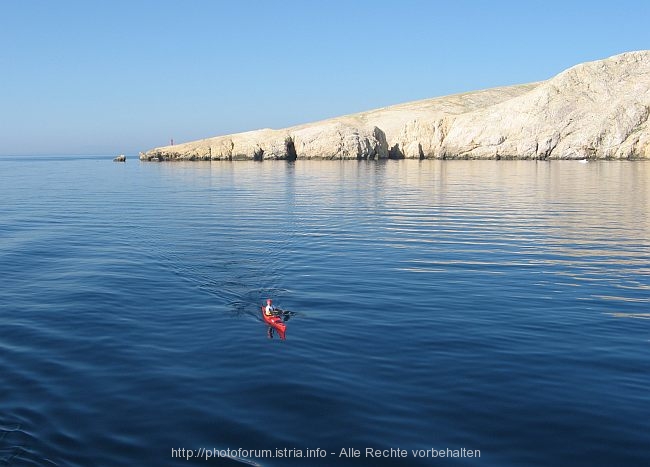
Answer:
(1, 0, 648, 155)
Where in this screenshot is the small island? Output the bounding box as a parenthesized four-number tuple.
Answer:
(140, 51, 650, 162)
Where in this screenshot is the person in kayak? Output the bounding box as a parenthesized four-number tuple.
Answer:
(264, 298, 277, 316)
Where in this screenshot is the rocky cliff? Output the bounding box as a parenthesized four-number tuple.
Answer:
(141, 51, 650, 161)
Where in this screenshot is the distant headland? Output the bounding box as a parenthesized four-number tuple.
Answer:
(140, 51, 650, 161)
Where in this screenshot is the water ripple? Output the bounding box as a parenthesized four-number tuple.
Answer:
(0, 158, 649, 466)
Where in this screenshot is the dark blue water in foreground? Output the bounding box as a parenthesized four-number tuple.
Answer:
(1, 156, 648, 466)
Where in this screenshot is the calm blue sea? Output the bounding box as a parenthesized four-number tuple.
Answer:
(0, 156, 648, 466)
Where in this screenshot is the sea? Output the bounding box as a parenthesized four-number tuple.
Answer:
(1, 156, 648, 466)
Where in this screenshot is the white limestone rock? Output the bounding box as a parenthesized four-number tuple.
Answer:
(142, 51, 650, 161)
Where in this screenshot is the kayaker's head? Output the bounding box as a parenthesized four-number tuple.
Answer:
(267, 299, 272, 305)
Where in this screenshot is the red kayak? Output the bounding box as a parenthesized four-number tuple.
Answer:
(261, 306, 286, 340)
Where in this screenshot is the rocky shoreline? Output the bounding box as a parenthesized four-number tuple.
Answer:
(141, 51, 650, 162)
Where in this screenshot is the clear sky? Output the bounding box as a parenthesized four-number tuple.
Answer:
(1, 0, 648, 155)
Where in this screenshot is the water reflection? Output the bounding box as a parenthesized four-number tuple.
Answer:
(373, 160, 649, 311)
(606, 312, 650, 320)
(145, 159, 650, 319)
(2, 157, 649, 466)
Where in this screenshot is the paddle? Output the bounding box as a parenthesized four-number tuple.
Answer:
(270, 307, 296, 321)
